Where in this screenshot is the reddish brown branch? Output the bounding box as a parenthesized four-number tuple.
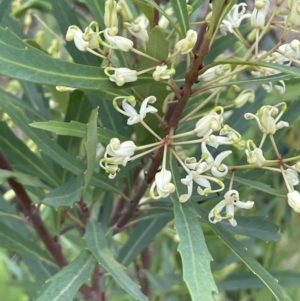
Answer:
(0, 150, 95, 300)
(0, 150, 68, 268)
(153, 0, 160, 26)
(116, 147, 164, 228)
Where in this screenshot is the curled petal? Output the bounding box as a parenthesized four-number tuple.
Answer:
(234, 200, 255, 209)
(287, 191, 300, 212)
(208, 200, 226, 224)
(180, 175, 193, 202)
(225, 204, 237, 226)
(104, 28, 133, 51)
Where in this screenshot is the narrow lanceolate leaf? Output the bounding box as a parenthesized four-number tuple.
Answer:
(168, 153, 217, 301)
(119, 210, 173, 266)
(83, 108, 98, 190)
(0, 170, 50, 189)
(85, 0, 105, 30)
(0, 93, 122, 194)
(0, 27, 153, 91)
(221, 216, 281, 242)
(42, 175, 84, 209)
(218, 271, 300, 290)
(30, 121, 128, 144)
(0, 120, 59, 187)
(170, 0, 189, 38)
(232, 176, 286, 198)
(84, 220, 148, 301)
(196, 205, 294, 301)
(30, 121, 87, 137)
(0, 222, 55, 268)
(210, 59, 300, 77)
(36, 251, 96, 301)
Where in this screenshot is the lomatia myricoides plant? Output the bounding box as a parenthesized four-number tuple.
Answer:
(1, 0, 300, 300)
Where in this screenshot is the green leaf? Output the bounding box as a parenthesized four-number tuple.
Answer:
(30, 121, 87, 137)
(0, 120, 59, 188)
(0, 0, 10, 23)
(11, 0, 51, 18)
(42, 175, 84, 209)
(36, 251, 96, 301)
(132, 0, 154, 22)
(221, 216, 281, 241)
(88, 92, 132, 137)
(142, 26, 169, 69)
(0, 170, 50, 189)
(168, 153, 217, 301)
(0, 27, 152, 91)
(84, 220, 149, 301)
(196, 205, 294, 301)
(0, 93, 122, 194)
(218, 271, 300, 290)
(30, 120, 128, 144)
(0, 221, 56, 268)
(83, 108, 98, 189)
(170, 0, 189, 38)
(119, 209, 173, 266)
(212, 59, 300, 77)
(85, 0, 105, 30)
(232, 175, 286, 198)
(21, 81, 50, 120)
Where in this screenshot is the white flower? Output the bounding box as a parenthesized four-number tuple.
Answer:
(158, 7, 174, 29)
(201, 64, 232, 83)
(119, 0, 133, 21)
(193, 107, 224, 137)
(251, 0, 270, 28)
(220, 3, 251, 35)
(286, 0, 300, 25)
(245, 140, 266, 167)
(244, 103, 289, 135)
(175, 30, 197, 54)
(208, 190, 255, 226)
(205, 125, 243, 149)
(278, 40, 300, 60)
(82, 27, 99, 49)
(234, 89, 255, 108)
(104, 0, 118, 28)
(66, 26, 89, 51)
(115, 96, 158, 125)
(179, 155, 225, 202)
(100, 138, 136, 178)
(152, 65, 176, 81)
(287, 191, 300, 212)
(56, 86, 76, 92)
(285, 168, 299, 188)
(105, 67, 137, 86)
(104, 27, 133, 51)
(179, 171, 213, 202)
(125, 15, 149, 42)
(201, 142, 232, 177)
(106, 138, 136, 159)
(250, 58, 285, 93)
(150, 169, 175, 199)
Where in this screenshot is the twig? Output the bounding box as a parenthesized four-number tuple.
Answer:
(0, 150, 94, 301)
(0, 150, 68, 268)
(153, 0, 160, 26)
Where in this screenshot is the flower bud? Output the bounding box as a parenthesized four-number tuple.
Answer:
(104, 0, 118, 28)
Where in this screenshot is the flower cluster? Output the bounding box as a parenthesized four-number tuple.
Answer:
(62, 0, 300, 227)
